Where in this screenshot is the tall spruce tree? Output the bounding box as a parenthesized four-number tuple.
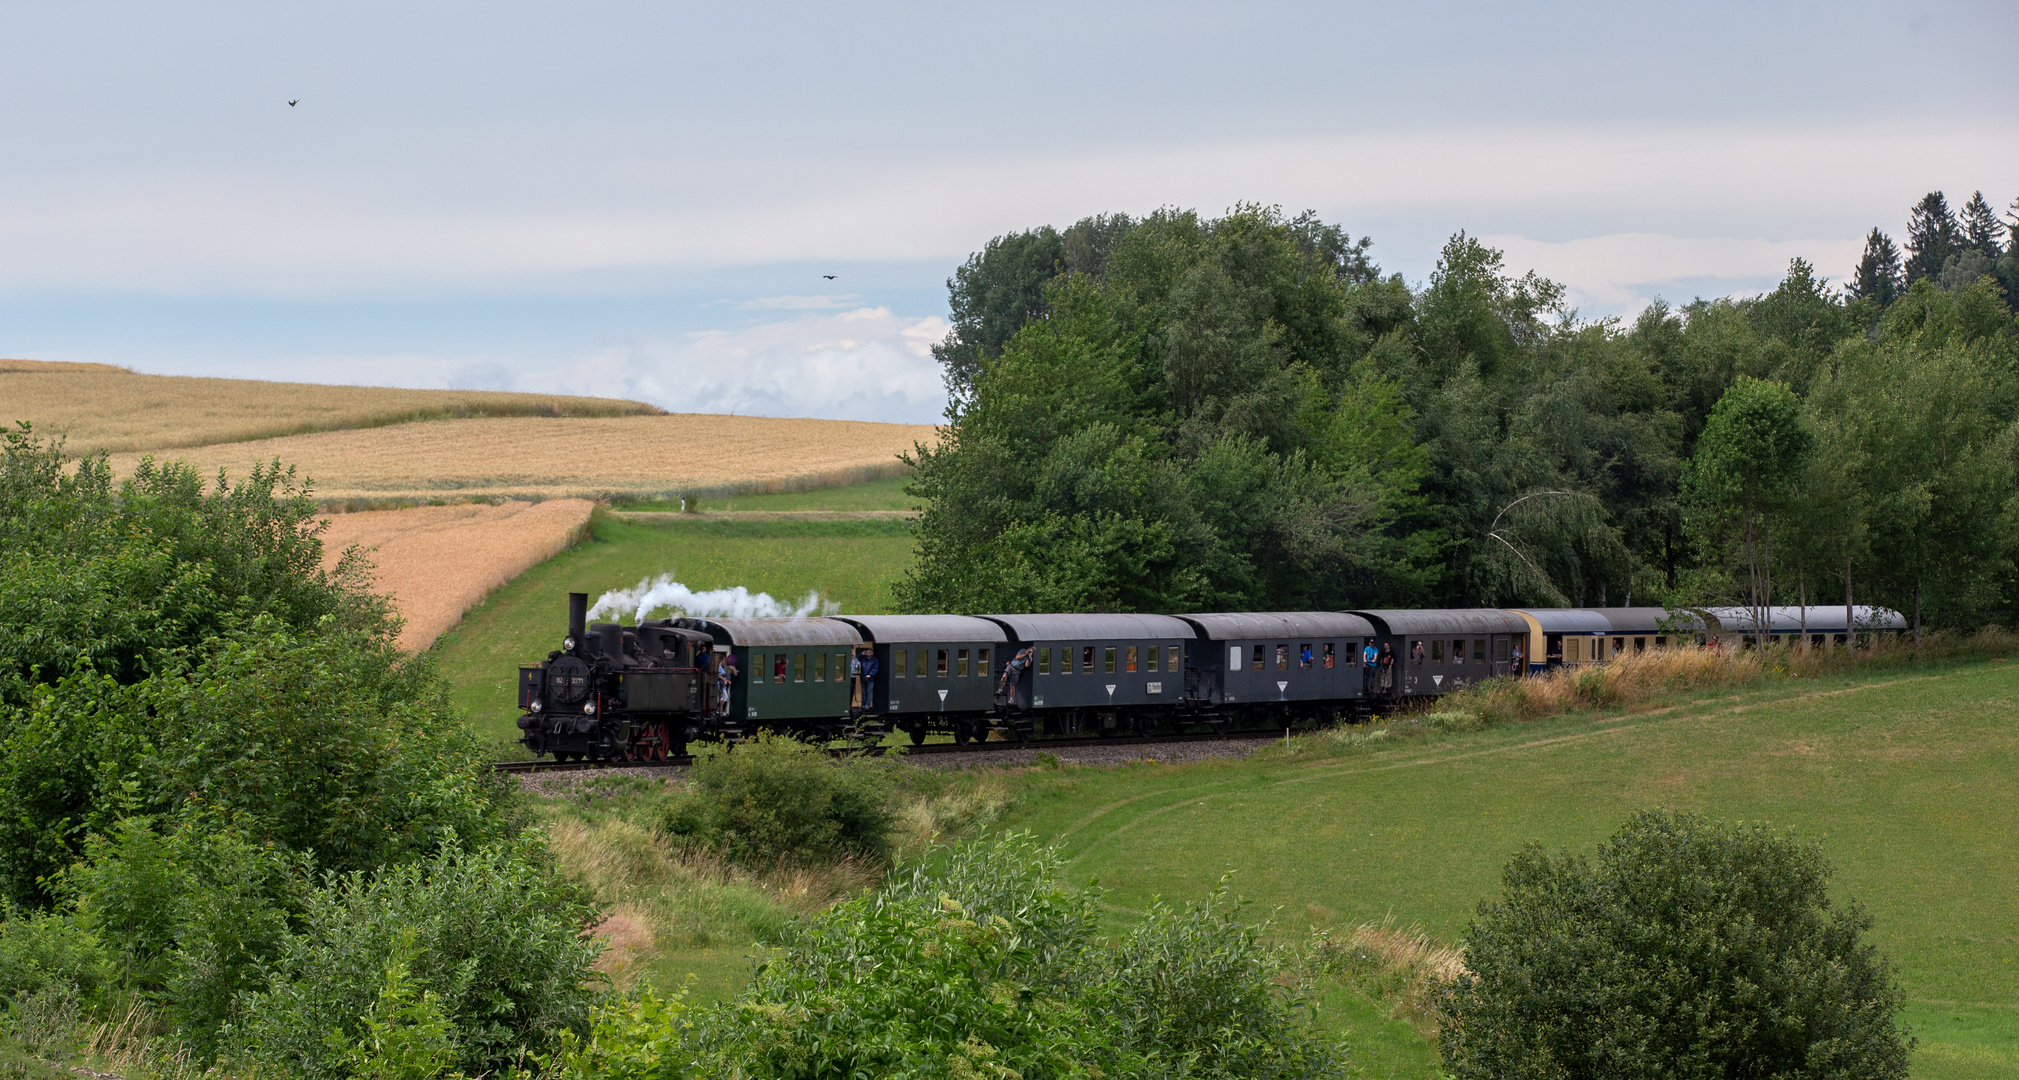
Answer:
(1849, 228, 1903, 307)
(1960, 191, 2004, 258)
(1903, 191, 1960, 284)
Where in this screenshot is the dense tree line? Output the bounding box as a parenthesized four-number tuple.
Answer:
(900, 199, 2019, 635)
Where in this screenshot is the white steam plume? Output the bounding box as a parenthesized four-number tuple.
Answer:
(586, 574, 835, 622)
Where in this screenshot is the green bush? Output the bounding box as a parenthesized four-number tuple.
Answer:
(0, 621, 511, 909)
(1438, 809, 1911, 1079)
(655, 832, 1345, 1080)
(0, 910, 112, 1013)
(232, 839, 601, 1080)
(670, 733, 896, 865)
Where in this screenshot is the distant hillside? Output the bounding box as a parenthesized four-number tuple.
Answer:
(0, 358, 662, 453)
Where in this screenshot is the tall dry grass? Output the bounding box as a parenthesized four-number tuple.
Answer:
(1454, 627, 2019, 728)
(545, 815, 878, 984)
(318, 499, 595, 650)
(104, 414, 933, 504)
(3, 358, 658, 453)
(1308, 918, 1467, 1034)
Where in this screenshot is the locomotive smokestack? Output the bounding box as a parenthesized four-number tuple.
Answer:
(568, 592, 588, 643)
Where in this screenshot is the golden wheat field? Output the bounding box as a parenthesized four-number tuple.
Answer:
(2, 357, 659, 453)
(319, 499, 596, 650)
(106, 413, 934, 502)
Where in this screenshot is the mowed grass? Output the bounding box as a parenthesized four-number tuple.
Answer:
(432, 513, 916, 751)
(612, 474, 919, 513)
(1000, 657, 2019, 1079)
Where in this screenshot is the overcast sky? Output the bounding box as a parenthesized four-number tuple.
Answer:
(3, 1, 2015, 423)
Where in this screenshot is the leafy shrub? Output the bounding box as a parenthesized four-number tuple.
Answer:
(0, 910, 112, 1012)
(659, 832, 1345, 1080)
(57, 816, 307, 1056)
(232, 839, 601, 1080)
(0, 621, 510, 908)
(545, 987, 691, 1080)
(1438, 809, 1911, 1079)
(0, 425, 388, 705)
(669, 734, 896, 865)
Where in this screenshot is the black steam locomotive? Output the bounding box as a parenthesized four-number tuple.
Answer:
(515, 593, 724, 761)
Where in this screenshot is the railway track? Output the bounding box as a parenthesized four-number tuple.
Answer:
(490, 727, 1289, 774)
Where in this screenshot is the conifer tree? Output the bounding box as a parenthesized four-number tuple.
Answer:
(1903, 191, 1960, 283)
(1849, 228, 1903, 306)
(1961, 191, 2004, 258)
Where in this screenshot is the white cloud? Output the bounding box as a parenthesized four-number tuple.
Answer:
(1482, 233, 1869, 315)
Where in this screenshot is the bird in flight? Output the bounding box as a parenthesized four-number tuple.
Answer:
(288, 100, 299, 106)
(822, 274, 836, 280)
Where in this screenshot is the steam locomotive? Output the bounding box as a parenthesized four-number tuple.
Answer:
(514, 592, 1901, 760)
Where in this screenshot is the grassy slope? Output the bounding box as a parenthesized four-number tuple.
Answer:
(611, 474, 917, 512)
(1000, 658, 2019, 1079)
(432, 513, 916, 752)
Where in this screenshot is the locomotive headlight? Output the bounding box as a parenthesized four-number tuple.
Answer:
(583, 700, 597, 716)
(530, 699, 543, 713)
(562, 635, 577, 652)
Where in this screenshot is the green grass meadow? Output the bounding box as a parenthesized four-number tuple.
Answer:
(431, 512, 916, 750)
(609, 474, 917, 513)
(430, 496, 2016, 1076)
(999, 657, 2019, 1078)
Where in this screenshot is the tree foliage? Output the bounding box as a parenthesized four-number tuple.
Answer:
(909, 197, 2019, 625)
(1439, 810, 1911, 1080)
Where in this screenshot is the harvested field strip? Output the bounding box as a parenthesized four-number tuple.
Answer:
(319, 499, 595, 650)
(3, 358, 657, 453)
(106, 413, 934, 503)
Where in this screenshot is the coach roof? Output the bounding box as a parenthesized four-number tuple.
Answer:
(1506, 609, 1614, 634)
(830, 615, 1007, 644)
(689, 617, 863, 647)
(1350, 609, 1530, 636)
(1177, 612, 1377, 640)
(980, 613, 1197, 641)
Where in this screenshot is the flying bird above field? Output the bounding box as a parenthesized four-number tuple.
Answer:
(822, 275, 836, 280)
(288, 100, 298, 106)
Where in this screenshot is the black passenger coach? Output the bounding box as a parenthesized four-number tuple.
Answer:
(514, 593, 1901, 759)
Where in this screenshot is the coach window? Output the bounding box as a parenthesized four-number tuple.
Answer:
(793, 653, 806, 682)
(1431, 639, 1445, 663)
(1253, 645, 1266, 670)
(956, 649, 969, 677)
(1633, 637, 1646, 652)
(752, 653, 765, 684)
(1323, 643, 1335, 669)
(814, 653, 826, 682)
(1104, 646, 1116, 673)
(1410, 640, 1425, 664)
(1168, 645, 1181, 671)
(1229, 645, 1242, 671)
(1038, 647, 1051, 675)
(936, 649, 948, 677)
(1143, 646, 1156, 673)
(979, 649, 990, 675)
(1125, 646, 1137, 672)
(774, 654, 788, 682)
(894, 650, 906, 678)
(1473, 639, 1486, 663)
(1274, 645, 1287, 670)
(1614, 637, 1625, 655)
(1451, 639, 1464, 664)
(1082, 646, 1094, 672)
